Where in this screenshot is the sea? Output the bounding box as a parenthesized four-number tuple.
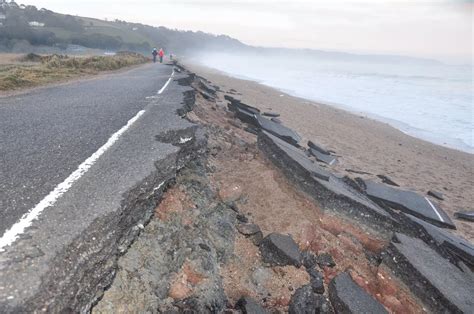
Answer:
(197, 51, 473, 153)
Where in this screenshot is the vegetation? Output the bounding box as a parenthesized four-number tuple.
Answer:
(0, 2, 245, 54)
(0, 52, 148, 91)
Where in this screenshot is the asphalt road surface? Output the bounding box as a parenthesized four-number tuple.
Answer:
(0, 62, 199, 311)
(0, 64, 171, 236)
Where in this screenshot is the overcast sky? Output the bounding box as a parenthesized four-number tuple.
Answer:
(23, 0, 473, 63)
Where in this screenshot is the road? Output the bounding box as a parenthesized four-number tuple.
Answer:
(0, 64, 171, 236)
(0, 63, 200, 312)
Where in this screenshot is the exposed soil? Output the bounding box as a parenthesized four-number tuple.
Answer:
(94, 74, 425, 313)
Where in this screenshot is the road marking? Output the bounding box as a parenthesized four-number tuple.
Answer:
(0, 70, 176, 252)
(424, 197, 444, 222)
(158, 70, 175, 94)
(0, 110, 146, 252)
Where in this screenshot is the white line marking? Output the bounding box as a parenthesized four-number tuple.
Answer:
(179, 137, 193, 144)
(158, 70, 175, 94)
(424, 197, 444, 222)
(0, 110, 146, 252)
(0, 69, 176, 252)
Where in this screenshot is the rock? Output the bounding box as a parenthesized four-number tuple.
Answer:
(219, 185, 243, 203)
(250, 231, 264, 246)
(288, 285, 332, 314)
(329, 272, 388, 314)
(251, 267, 272, 287)
(454, 211, 474, 222)
(270, 117, 282, 124)
(364, 180, 455, 229)
(302, 251, 318, 269)
(259, 233, 302, 267)
(262, 112, 280, 118)
(237, 223, 261, 236)
(384, 233, 474, 313)
(376, 175, 399, 187)
(308, 140, 331, 155)
(427, 190, 444, 200)
(307, 268, 325, 294)
(237, 213, 249, 223)
(235, 296, 266, 314)
(316, 253, 336, 268)
(309, 148, 337, 166)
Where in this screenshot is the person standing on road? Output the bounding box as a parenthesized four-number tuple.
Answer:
(159, 48, 164, 63)
(152, 48, 158, 63)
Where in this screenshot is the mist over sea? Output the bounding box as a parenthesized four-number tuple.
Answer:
(197, 51, 473, 153)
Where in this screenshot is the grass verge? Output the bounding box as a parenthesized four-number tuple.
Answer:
(0, 52, 149, 91)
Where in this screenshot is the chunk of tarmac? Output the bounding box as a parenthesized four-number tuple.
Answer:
(384, 233, 474, 313)
(406, 214, 474, 267)
(427, 190, 444, 200)
(363, 180, 455, 229)
(328, 272, 388, 314)
(235, 107, 259, 127)
(308, 140, 331, 155)
(259, 233, 302, 267)
(309, 148, 337, 166)
(454, 211, 474, 222)
(261, 131, 330, 181)
(255, 115, 301, 146)
(235, 296, 266, 314)
(262, 112, 280, 118)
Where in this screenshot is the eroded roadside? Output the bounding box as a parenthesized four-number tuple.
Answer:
(93, 66, 428, 313)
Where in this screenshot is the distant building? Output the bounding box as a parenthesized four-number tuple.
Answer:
(28, 21, 45, 27)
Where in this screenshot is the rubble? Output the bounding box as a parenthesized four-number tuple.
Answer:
(288, 285, 332, 314)
(259, 233, 302, 267)
(329, 272, 388, 314)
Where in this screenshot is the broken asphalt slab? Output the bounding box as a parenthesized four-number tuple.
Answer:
(406, 214, 474, 268)
(0, 70, 203, 312)
(255, 115, 301, 146)
(454, 211, 474, 222)
(308, 140, 331, 155)
(328, 272, 388, 314)
(363, 180, 455, 229)
(259, 233, 302, 267)
(258, 131, 397, 235)
(289, 285, 332, 314)
(384, 233, 474, 313)
(309, 148, 337, 166)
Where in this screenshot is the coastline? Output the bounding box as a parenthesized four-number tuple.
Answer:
(183, 60, 474, 242)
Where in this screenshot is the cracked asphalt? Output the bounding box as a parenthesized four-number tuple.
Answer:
(0, 63, 171, 236)
(0, 63, 199, 311)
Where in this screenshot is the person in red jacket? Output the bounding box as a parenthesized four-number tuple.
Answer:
(159, 48, 164, 63)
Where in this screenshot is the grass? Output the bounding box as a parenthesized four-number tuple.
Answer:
(0, 52, 149, 91)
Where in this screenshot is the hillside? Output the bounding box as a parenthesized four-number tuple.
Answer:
(0, 1, 246, 55)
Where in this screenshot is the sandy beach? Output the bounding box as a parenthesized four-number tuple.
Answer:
(183, 61, 474, 242)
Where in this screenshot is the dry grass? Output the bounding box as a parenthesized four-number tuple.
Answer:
(0, 52, 149, 91)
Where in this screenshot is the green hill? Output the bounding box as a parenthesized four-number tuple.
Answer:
(0, 1, 246, 55)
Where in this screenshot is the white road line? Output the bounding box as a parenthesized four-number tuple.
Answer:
(0, 70, 175, 252)
(424, 197, 444, 222)
(158, 70, 175, 94)
(0, 110, 146, 252)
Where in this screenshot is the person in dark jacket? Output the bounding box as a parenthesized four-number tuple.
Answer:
(152, 48, 158, 63)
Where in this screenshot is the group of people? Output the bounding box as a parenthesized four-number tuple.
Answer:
(152, 48, 165, 63)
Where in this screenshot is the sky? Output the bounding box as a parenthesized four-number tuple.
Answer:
(22, 0, 473, 63)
